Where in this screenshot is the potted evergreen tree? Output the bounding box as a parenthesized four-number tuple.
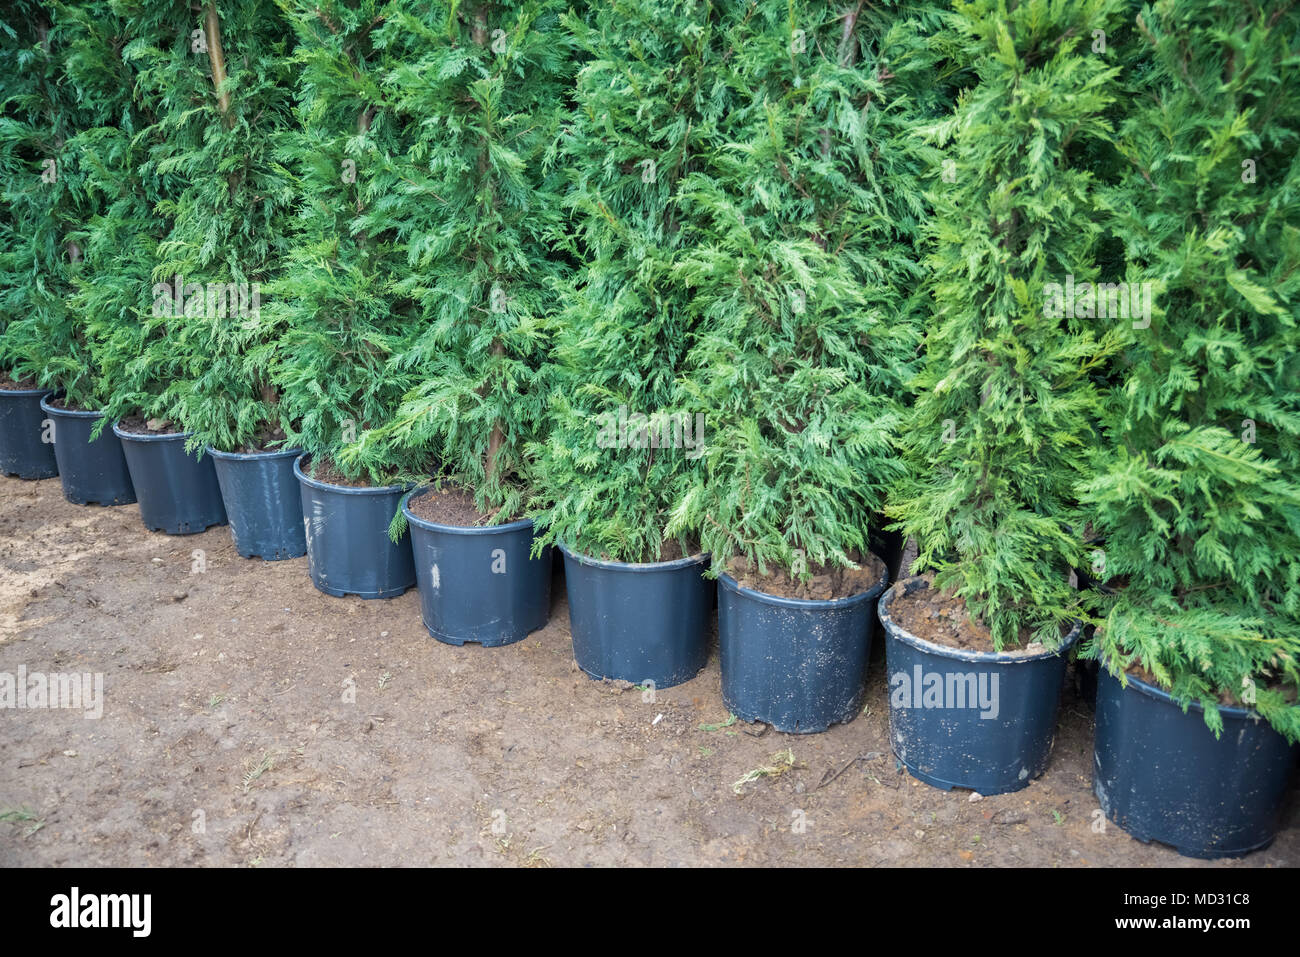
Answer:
(881, 0, 1122, 793)
(340, 0, 573, 644)
(671, 0, 945, 731)
(1084, 0, 1300, 857)
(275, 0, 419, 598)
(34, 1, 152, 507)
(93, 1, 281, 535)
(0, 2, 71, 481)
(173, 0, 302, 559)
(527, 0, 727, 688)
(99, 1, 297, 545)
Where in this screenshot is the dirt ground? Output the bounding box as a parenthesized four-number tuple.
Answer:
(1, 474, 1296, 868)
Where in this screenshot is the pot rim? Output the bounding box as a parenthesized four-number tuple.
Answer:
(111, 420, 193, 443)
(558, 541, 708, 571)
(207, 444, 303, 462)
(402, 489, 533, 535)
(878, 576, 1082, 663)
(717, 557, 888, 610)
(39, 394, 106, 419)
(292, 452, 411, 496)
(1100, 660, 1262, 721)
(1, 386, 54, 398)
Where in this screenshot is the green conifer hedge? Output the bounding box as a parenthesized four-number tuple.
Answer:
(1082, 0, 1300, 741)
(1, 0, 1297, 742)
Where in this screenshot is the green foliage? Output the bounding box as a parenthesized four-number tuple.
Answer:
(0, 2, 101, 405)
(670, 0, 949, 580)
(96, 0, 298, 451)
(1081, 0, 1300, 741)
(268, 0, 418, 481)
(339, 0, 575, 518)
(887, 0, 1125, 649)
(528, 0, 740, 562)
(56, 1, 169, 418)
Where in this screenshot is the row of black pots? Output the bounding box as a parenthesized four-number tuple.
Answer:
(4, 389, 1295, 858)
(194, 444, 1300, 860)
(878, 577, 1297, 858)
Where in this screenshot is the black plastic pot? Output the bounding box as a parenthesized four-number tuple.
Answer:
(1093, 666, 1297, 858)
(209, 446, 306, 560)
(40, 397, 135, 506)
(880, 577, 1080, 795)
(560, 545, 712, 689)
(718, 559, 889, 733)
(403, 493, 551, 646)
(294, 455, 414, 599)
(0, 388, 57, 479)
(113, 424, 227, 535)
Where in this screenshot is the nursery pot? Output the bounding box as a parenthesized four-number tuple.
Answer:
(208, 446, 306, 560)
(1093, 666, 1297, 858)
(718, 559, 890, 733)
(403, 492, 551, 646)
(40, 396, 135, 506)
(113, 424, 227, 535)
(880, 577, 1080, 795)
(294, 455, 414, 599)
(560, 545, 712, 689)
(0, 387, 57, 479)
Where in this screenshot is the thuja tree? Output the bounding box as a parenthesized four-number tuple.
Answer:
(669, 0, 949, 580)
(0, 1, 98, 400)
(886, 0, 1124, 649)
(56, 0, 169, 414)
(100, 0, 297, 451)
(270, 0, 418, 481)
(1080, 0, 1300, 739)
(339, 0, 574, 518)
(528, 0, 733, 562)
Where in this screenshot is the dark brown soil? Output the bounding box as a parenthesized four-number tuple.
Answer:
(587, 538, 697, 563)
(237, 424, 289, 455)
(47, 396, 94, 413)
(596, 537, 697, 564)
(306, 457, 393, 489)
(0, 373, 40, 391)
(1124, 661, 1296, 709)
(2, 473, 1297, 868)
(655, 538, 689, 562)
(727, 551, 885, 601)
(116, 414, 184, 436)
(888, 576, 1048, 654)
(408, 485, 512, 527)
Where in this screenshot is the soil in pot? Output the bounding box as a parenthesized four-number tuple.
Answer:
(0, 373, 39, 390)
(407, 483, 520, 527)
(726, 550, 884, 601)
(223, 422, 291, 455)
(115, 414, 185, 436)
(589, 537, 695, 564)
(887, 574, 1063, 654)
